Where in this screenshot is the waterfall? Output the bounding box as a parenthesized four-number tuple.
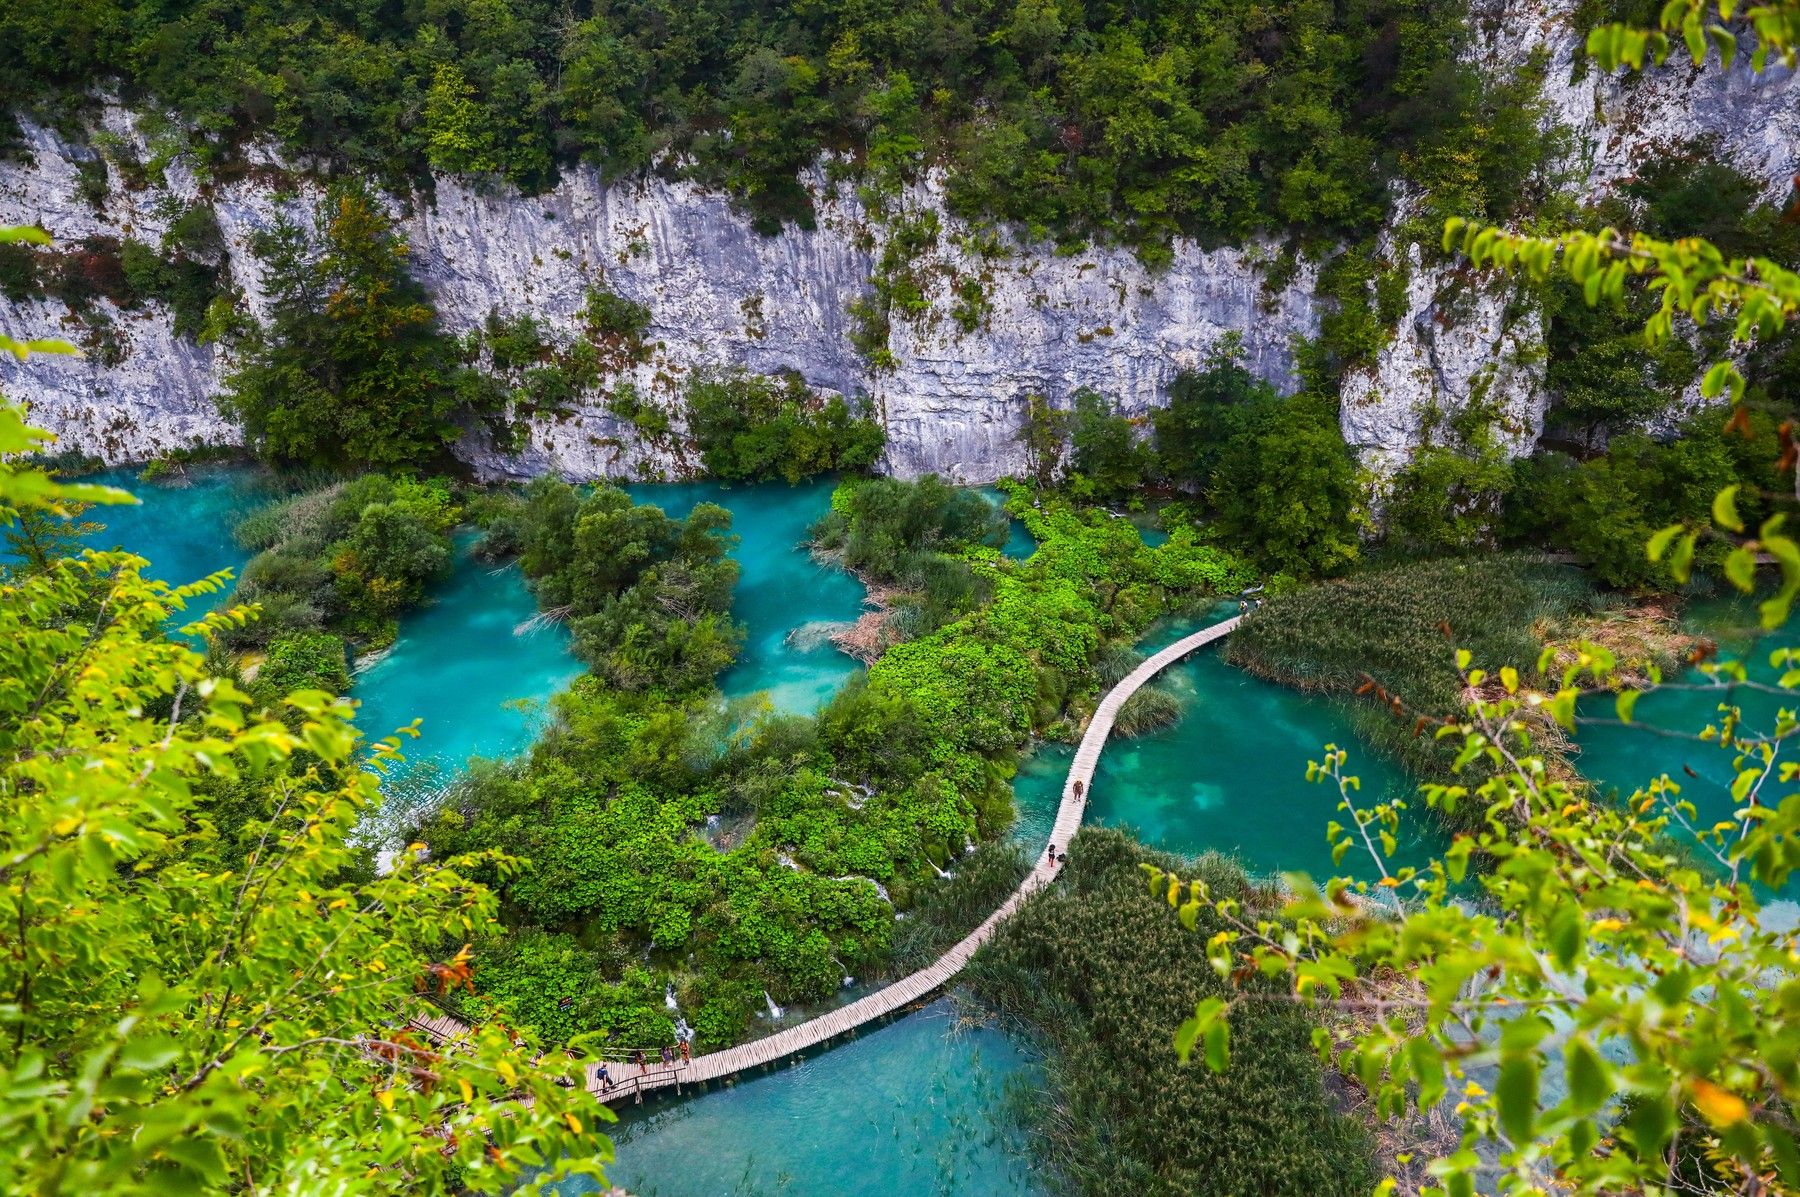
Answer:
(664, 983, 679, 1012)
(763, 991, 785, 1020)
(674, 1017, 694, 1043)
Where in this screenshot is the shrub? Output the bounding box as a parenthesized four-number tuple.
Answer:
(685, 369, 885, 483)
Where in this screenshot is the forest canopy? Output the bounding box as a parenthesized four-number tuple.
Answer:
(2, 0, 1546, 248)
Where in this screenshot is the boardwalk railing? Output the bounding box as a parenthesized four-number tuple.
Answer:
(412, 616, 1242, 1100)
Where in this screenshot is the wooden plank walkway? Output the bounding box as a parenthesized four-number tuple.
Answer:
(408, 616, 1242, 1101)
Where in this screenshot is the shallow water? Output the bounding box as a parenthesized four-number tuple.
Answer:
(1575, 595, 1800, 849)
(353, 532, 584, 814)
(579, 999, 1043, 1197)
(625, 480, 866, 715)
(1086, 611, 1425, 882)
(73, 469, 864, 804)
(77, 464, 271, 628)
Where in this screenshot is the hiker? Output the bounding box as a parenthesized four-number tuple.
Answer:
(1047, 842, 1058, 868)
(679, 1039, 691, 1063)
(596, 1064, 612, 1091)
(1073, 779, 1084, 800)
(634, 1048, 647, 1074)
(660, 1045, 674, 1066)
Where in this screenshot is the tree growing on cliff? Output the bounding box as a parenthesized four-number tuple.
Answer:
(219, 182, 497, 471)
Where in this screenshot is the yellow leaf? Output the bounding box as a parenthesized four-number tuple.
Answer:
(458, 1079, 474, 1104)
(564, 1112, 582, 1135)
(1691, 1079, 1748, 1126)
(376, 1088, 396, 1110)
(498, 1060, 518, 1085)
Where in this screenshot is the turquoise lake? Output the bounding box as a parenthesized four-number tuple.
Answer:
(68, 462, 1432, 1197)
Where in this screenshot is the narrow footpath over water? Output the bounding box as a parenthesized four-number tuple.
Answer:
(407, 616, 1245, 1100)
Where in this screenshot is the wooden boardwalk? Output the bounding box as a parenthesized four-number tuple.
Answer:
(409, 616, 1242, 1102)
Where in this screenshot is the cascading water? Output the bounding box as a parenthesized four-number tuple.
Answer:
(763, 991, 785, 1020)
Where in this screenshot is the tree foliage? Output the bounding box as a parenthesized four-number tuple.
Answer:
(683, 369, 884, 484)
(0, 361, 609, 1191)
(219, 183, 501, 471)
(3, 0, 1552, 247)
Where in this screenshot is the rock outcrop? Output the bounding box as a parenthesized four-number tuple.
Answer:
(0, 0, 1793, 480)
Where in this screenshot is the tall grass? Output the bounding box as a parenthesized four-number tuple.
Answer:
(1114, 684, 1182, 737)
(964, 827, 1376, 1197)
(1225, 555, 1599, 785)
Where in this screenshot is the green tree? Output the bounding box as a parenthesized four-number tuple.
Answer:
(219, 183, 495, 470)
(0, 245, 610, 1190)
(1068, 389, 1151, 500)
(1210, 395, 1361, 577)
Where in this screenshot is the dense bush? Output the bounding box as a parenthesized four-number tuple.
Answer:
(481, 477, 744, 689)
(227, 474, 460, 655)
(964, 827, 1376, 1197)
(2, 0, 1547, 250)
(1068, 390, 1152, 501)
(1504, 415, 1783, 589)
(219, 181, 503, 471)
(1152, 347, 1362, 577)
(684, 369, 885, 483)
(250, 630, 352, 704)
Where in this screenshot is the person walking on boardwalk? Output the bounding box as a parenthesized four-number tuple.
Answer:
(596, 1063, 612, 1091)
(660, 1045, 674, 1066)
(679, 1039, 691, 1064)
(1074, 779, 1084, 800)
(634, 1048, 647, 1074)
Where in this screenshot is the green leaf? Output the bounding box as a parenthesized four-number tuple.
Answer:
(1648, 522, 1684, 561)
(1203, 1016, 1230, 1072)
(1495, 1056, 1539, 1146)
(1725, 547, 1758, 592)
(1548, 901, 1584, 970)
(1564, 1038, 1610, 1115)
(1670, 530, 1697, 583)
(1713, 484, 1745, 533)
(116, 1036, 182, 1074)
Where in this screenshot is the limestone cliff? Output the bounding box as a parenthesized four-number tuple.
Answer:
(0, 0, 1793, 481)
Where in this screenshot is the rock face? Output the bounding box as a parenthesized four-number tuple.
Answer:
(0, 0, 1794, 480)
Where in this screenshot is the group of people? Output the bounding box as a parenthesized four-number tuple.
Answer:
(594, 1038, 692, 1092)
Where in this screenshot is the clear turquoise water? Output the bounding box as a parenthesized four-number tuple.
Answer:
(578, 998, 1042, 1197)
(1084, 611, 1428, 882)
(77, 465, 272, 628)
(71, 470, 865, 804)
(625, 480, 867, 715)
(1575, 596, 1800, 848)
(353, 531, 585, 814)
(978, 487, 1038, 561)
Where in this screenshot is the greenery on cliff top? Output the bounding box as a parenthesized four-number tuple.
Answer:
(5, 0, 1551, 250)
